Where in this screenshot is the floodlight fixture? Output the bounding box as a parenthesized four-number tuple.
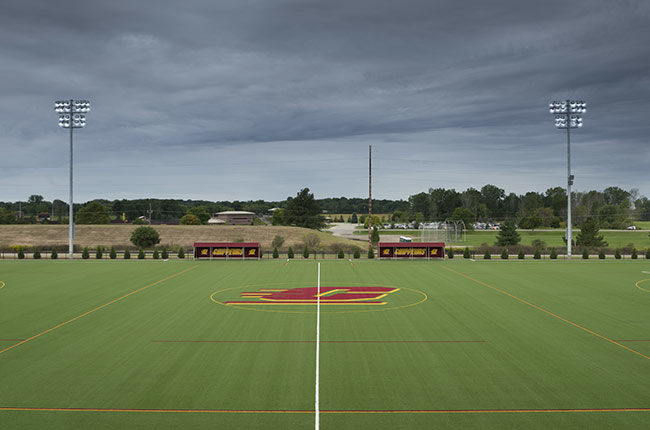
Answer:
(54, 99, 91, 259)
(549, 99, 586, 260)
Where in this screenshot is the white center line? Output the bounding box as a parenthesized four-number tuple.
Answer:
(315, 262, 321, 430)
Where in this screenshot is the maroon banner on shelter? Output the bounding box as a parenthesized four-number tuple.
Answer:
(378, 242, 445, 259)
(193, 242, 260, 260)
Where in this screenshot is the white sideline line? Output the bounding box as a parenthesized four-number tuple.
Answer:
(315, 262, 321, 430)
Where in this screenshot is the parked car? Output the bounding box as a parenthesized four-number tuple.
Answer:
(626, 225, 637, 230)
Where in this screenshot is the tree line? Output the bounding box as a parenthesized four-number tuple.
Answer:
(1, 184, 648, 228)
(408, 185, 648, 229)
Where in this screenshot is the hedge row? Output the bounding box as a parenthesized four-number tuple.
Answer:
(446, 247, 650, 260)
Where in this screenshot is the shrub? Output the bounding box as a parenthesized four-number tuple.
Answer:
(303, 246, 309, 259)
(368, 247, 375, 259)
(599, 249, 605, 259)
(371, 226, 380, 245)
(33, 247, 41, 259)
(179, 214, 201, 225)
(177, 247, 185, 259)
(495, 219, 520, 246)
(138, 248, 145, 259)
(153, 249, 159, 259)
(448, 248, 454, 259)
(109, 246, 117, 259)
(353, 248, 360, 259)
(501, 248, 509, 259)
(130, 226, 161, 248)
(82, 247, 90, 259)
(582, 248, 589, 259)
(463, 247, 471, 259)
(531, 239, 547, 250)
(303, 233, 321, 249)
(161, 246, 169, 259)
(576, 217, 607, 247)
(271, 235, 285, 249)
(287, 247, 294, 259)
(483, 249, 491, 260)
(17, 248, 25, 259)
(646, 248, 650, 259)
(549, 248, 558, 260)
(615, 248, 621, 260)
(124, 249, 131, 259)
(95, 246, 103, 259)
(51, 248, 58, 259)
(338, 248, 345, 259)
(272, 247, 279, 258)
(518, 248, 525, 259)
(632, 248, 638, 260)
(533, 249, 541, 260)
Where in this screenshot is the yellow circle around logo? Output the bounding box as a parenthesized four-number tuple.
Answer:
(210, 281, 427, 314)
(635, 278, 650, 293)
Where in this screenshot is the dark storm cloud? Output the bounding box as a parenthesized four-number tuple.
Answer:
(0, 0, 648, 201)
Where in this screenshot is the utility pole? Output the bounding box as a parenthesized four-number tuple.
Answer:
(18, 202, 22, 220)
(368, 145, 372, 250)
(147, 203, 153, 224)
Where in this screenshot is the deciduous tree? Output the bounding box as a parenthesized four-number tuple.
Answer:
(130, 226, 161, 248)
(76, 201, 110, 224)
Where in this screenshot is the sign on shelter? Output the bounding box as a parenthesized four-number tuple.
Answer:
(193, 242, 260, 260)
(378, 242, 445, 259)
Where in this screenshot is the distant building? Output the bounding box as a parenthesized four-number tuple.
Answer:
(213, 211, 255, 225)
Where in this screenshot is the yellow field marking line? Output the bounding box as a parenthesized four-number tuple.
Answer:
(1, 406, 650, 414)
(441, 265, 650, 361)
(0, 281, 5, 290)
(0, 265, 199, 356)
(634, 279, 650, 293)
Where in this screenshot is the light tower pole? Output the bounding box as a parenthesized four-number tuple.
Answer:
(55, 100, 90, 259)
(549, 100, 586, 260)
(368, 144, 372, 250)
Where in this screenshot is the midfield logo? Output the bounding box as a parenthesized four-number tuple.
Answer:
(226, 286, 399, 305)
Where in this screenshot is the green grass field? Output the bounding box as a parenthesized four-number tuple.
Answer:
(365, 229, 650, 248)
(2, 260, 650, 429)
(635, 221, 650, 230)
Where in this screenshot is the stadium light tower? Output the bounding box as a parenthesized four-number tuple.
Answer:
(549, 100, 586, 260)
(55, 100, 90, 259)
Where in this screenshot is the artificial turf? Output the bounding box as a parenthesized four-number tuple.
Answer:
(1, 259, 649, 429)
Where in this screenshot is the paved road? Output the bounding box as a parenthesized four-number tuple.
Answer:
(324, 223, 408, 243)
(324, 222, 359, 240)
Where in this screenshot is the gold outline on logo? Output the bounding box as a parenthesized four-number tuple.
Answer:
(210, 282, 427, 314)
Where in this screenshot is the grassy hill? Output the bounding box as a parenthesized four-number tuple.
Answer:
(0, 225, 363, 250)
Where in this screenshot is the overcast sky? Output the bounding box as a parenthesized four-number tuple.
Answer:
(0, 0, 648, 203)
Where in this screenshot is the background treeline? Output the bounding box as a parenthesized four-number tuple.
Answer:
(0, 195, 409, 224)
(1, 184, 648, 227)
(406, 185, 649, 229)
